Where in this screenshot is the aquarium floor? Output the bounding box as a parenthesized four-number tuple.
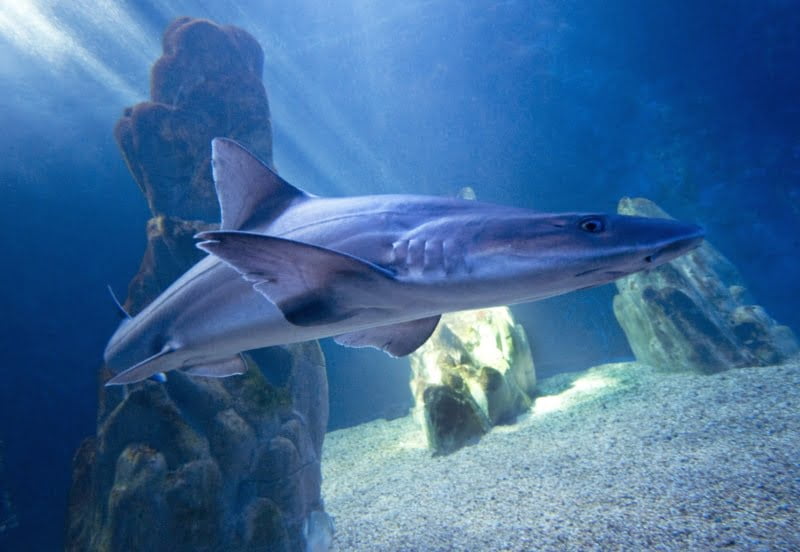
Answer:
(322, 360, 800, 551)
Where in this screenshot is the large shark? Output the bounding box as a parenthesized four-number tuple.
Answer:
(104, 138, 704, 385)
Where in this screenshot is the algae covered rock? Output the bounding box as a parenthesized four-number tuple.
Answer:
(114, 16, 272, 314)
(409, 307, 536, 453)
(613, 197, 798, 373)
(114, 17, 272, 222)
(67, 17, 332, 551)
(422, 384, 489, 454)
(68, 350, 329, 552)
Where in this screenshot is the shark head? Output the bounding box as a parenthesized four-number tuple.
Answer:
(564, 212, 705, 280)
(462, 211, 704, 302)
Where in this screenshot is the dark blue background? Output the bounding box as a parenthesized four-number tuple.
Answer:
(1, 1, 798, 549)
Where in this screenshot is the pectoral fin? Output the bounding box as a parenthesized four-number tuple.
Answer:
(183, 355, 248, 378)
(334, 315, 441, 357)
(197, 231, 397, 326)
(106, 345, 176, 386)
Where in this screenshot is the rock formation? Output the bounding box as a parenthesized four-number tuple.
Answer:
(409, 307, 536, 454)
(114, 16, 272, 223)
(113, 16, 273, 316)
(67, 346, 328, 552)
(66, 18, 331, 551)
(613, 197, 798, 373)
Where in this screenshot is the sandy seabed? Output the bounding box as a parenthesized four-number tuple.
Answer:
(322, 361, 800, 551)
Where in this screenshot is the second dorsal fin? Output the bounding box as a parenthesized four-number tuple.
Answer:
(212, 138, 312, 231)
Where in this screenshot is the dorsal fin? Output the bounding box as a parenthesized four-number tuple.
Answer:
(211, 137, 312, 231)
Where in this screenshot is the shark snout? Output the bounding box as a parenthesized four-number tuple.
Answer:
(644, 223, 705, 264)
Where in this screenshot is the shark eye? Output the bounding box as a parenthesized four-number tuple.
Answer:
(579, 217, 605, 233)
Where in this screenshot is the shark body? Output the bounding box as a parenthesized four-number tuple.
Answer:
(104, 138, 704, 385)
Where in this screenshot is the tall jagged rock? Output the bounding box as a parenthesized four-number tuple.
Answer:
(409, 307, 536, 454)
(613, 197, 798, 373)
(66, 18, 331, 551)
(113, 16, 273, 316)
(114, 16, 272, 223)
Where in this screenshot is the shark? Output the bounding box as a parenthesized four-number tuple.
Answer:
(104, 138, 704, 385)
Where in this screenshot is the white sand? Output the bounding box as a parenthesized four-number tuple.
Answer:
(322, 361, 800, 551)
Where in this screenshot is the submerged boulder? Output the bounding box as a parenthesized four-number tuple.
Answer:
(66, 18, 331, 551)
(409, 307, 536, 454)
(613, 197, 798, 373)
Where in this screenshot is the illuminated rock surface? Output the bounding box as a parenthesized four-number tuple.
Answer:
(323, 361, 800, 550)
(614, 197, 798, 373)
(409, 307, 536, 454)
(66, 18, 330, 552)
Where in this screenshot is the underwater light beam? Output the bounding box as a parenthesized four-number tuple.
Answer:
(0, 1, 157, 103)
(240, 1, 442, 196)
(533, 373, 618, 415)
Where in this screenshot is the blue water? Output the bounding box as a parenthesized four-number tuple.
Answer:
(1, 1, 798, 549)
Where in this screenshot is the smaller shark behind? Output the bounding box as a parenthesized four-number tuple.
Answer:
(104, 138, 704, 385)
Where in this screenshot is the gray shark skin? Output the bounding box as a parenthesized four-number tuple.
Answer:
(104, 138, 704, 385)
